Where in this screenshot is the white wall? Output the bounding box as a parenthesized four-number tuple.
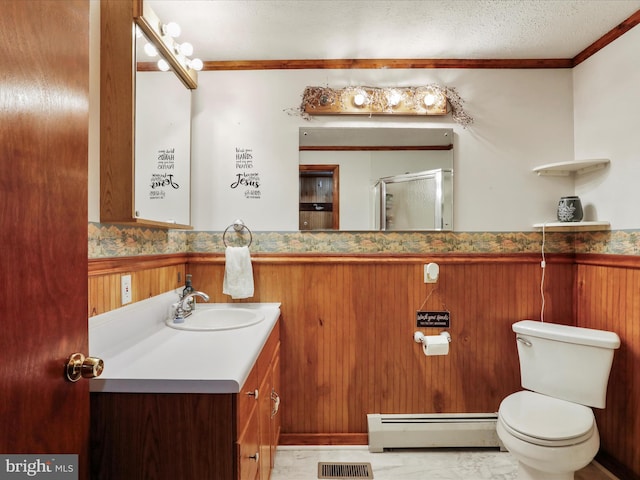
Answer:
(573, 25, 640, 230)
(191, 68, 575, 232)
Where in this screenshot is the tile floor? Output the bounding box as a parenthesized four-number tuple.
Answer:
(271, 446, 618, 480)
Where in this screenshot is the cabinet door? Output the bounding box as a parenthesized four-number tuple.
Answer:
(258, 343, 281, 480)
(270, 346, 281, 466)
(258, 369, 272, 480)
(100, 0, 192, 229)
(238, 407, 260, 480)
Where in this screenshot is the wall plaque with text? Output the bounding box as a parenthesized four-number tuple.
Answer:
(416, 311, 450, 328)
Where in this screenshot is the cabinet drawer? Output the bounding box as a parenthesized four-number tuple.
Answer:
(237, 408, 260, 480)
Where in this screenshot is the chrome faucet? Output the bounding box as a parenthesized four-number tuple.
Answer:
(173, 291, 210, 323)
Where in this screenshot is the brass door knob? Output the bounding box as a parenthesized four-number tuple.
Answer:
(66, 353, 104, 382)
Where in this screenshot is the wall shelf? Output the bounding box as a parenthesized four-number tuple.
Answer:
(532, 159, 610, 176)
(533, 221, 610, 232)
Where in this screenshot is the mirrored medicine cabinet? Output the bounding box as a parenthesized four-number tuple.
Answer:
(100, 0, 196, 229)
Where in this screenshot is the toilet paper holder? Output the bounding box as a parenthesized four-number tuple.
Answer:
(414, 331, 451, 344)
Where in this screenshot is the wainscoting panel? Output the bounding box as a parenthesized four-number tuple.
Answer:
(88, 255, 186, 316)
(187, 254, 574, 436)
(87, 252, 640, 478)
(575, 255, 640, 479)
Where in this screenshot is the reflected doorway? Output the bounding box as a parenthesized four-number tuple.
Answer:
(299, 165, 339, 230)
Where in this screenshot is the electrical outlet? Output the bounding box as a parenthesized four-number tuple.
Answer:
(121, 274, 132, 305)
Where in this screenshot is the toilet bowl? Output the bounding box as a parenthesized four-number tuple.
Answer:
(496, 320, 620, 480)
(497, 391, 599, 480)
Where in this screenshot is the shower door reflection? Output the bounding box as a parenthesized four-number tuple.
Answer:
(376, 169, 453, 231)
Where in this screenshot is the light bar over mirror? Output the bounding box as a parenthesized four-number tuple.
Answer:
(133, 0, 200, 89)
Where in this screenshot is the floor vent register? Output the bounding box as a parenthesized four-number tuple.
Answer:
(317, 462, 374, 479)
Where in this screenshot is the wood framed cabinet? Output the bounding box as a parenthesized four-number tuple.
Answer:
(90, 320, 281, 480)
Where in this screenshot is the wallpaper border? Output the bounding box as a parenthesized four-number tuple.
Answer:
(88, 223, 640, 259)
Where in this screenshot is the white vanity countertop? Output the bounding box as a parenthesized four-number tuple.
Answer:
(89, 294, 280, 394)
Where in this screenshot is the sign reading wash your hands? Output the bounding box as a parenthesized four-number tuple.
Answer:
(231, 147, 261, 199)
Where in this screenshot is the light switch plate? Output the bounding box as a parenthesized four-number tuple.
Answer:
(121, 274, 132, 305)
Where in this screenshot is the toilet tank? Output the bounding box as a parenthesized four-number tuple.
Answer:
(513, 320, 620, 409)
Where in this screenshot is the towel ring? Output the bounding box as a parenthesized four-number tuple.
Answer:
(223, 219, 253, 248)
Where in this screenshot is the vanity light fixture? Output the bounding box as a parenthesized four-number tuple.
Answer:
(298, 85, 473, 127)
(134, 2, 199, 88)
(303, 86, 447, 116)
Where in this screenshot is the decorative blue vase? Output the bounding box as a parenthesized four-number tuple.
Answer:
(557, 196, 583, 222)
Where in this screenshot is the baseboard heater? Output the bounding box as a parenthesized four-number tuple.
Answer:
(367, 413, 503, 453)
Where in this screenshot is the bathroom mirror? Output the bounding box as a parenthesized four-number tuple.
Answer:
(100, 0, 195, 228)
(134, 29, 191, 225)
(299, 127, 454, 231)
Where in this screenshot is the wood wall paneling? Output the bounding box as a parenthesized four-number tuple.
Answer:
(88, 255, 185, 316)
(575, 259, 640, 479)
(187, 255, 573, 436)
(88, 253, 640, 479)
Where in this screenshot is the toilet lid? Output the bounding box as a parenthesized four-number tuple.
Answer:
(499, 391, 595, 447)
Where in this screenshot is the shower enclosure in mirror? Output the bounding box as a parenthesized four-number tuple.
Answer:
(376, 169, 453, 230)
(299, 127, 453, 231)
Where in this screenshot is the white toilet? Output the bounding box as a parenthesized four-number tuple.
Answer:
(497, 320, 620, 480)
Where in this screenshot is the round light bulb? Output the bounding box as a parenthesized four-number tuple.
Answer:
(162, 22, 181, 38)
(157, 58, 170, 72)
(388, 90, 402, 107)
(424, 93, 437, 107)
(178, 42, 193, 56)
(190, 58, 203, 71)
(354, 93, 366, 106)
(143, 42, 158, 57)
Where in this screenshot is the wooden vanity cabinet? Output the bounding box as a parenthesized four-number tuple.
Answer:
(90, 320, 280, 480)
(238, 322, 281, 480)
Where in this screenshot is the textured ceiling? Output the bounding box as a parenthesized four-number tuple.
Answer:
(148, 0, 640, 62)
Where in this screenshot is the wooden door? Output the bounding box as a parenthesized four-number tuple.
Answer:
(299, 165, 340, 230)
(0, 1, 90, 478)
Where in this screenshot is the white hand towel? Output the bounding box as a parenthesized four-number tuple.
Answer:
(223, 246, 254, 299)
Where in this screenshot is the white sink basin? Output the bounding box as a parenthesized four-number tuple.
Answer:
(166, 308, 265, 331)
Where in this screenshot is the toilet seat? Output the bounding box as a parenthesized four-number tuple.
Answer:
(499, 391, 595, 447)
